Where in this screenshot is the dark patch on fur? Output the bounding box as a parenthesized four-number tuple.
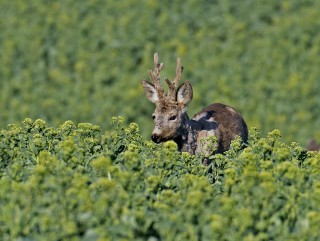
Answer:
(193, 103, 248, 153)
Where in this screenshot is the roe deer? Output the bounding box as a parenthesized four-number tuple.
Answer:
(306, 139, 320, 151)
(142, 53, 248, 160)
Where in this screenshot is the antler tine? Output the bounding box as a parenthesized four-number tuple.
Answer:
(148, 53, 165, 99)
(166, 56, 183, 101)
(173, 57, 183, 87)
(165, 77, 176, 101)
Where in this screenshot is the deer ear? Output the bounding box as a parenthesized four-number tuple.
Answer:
(177, 80, 193, 106)
(142, 80, 159, 103)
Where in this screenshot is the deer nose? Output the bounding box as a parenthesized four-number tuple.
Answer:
(151, 134, 161, 143)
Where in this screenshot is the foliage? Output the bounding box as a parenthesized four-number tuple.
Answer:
(0, 0, 320, 145)
(0, 118, 319, 241)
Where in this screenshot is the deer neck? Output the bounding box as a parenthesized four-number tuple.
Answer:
(174, 112, 199, 154)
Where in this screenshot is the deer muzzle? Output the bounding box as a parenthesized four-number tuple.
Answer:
(151, 134, 162, 144)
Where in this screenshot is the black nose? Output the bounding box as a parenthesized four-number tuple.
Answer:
(151, 134, 161, 143)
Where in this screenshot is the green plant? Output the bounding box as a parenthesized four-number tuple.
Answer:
(0, 118, 319, 240)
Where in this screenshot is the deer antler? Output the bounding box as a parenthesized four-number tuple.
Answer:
(148, 53, 166, 100)
(144, 53, 184, 102)
(166, 57, 183, 101)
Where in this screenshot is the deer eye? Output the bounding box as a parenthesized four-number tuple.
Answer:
(152, 115, 156, 120)
(169, 115, 177, 121)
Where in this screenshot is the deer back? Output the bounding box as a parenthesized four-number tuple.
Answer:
(306, 139, 320, 151)
(192, 103, 248, 154)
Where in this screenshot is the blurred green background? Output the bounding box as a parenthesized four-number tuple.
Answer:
(1, 0, 319, 146)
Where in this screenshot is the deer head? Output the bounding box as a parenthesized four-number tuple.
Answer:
(142, 53, 193, 143)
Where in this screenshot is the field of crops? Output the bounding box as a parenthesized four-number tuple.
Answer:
(0, 118, 319, 240)
(1, 0, 320, 240)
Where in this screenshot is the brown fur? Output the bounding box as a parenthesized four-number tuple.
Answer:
(193, 103, 248, 153)
(142, 53, 248, 157)
(306, 139, 320, 151)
